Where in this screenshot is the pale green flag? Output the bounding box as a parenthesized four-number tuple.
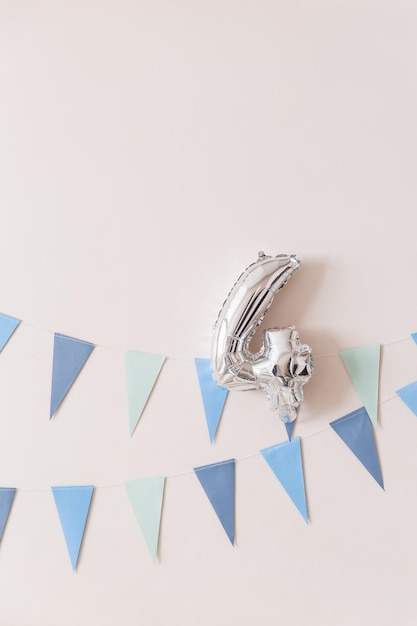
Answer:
(339, 344, 381, 427)
(125, 477, 166, 563)
(125, 351, 165, 436)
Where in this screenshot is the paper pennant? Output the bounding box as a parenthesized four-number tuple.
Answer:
(0, 313, 20, 352)
(125, 351, 166, 436)
(0, 488, 16, 540)
(396, 380, 417, 417)
(261, 438, 308, 522)
(194, 459, 235, 545)
(330, 407, 384, 489)
(125, 476, 165, 562)
(411, 333, 417, 346)
(339, 344, 381, 427)
(50, 333, 95, 419)
(285, 420, 296, 441)
(195, 358, 228, 443)
(51, 485, 94, 570)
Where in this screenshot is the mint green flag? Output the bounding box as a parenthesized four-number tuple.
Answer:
(125, 351, 165, 436)
(125, 477, 165, 563)
(339, 344, 381, 427)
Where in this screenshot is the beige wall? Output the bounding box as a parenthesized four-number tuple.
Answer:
(1, 1, 417, 624)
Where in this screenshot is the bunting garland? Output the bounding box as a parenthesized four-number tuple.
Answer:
(50, 333, 95, 419)
(51, 485, 94, 570)
(195, 358, 228, 443)
(0, 314, 20, 352)
(260, 438, 308, 522)
(0, 488, 16, 540)
(125, 477, 166, 562)
(339, 344, 381, 427)
(285, 420, 296, 441)
(125, 351, 166, 436)
(1, 311, 417, 565)
(396, 381, 417, 418)
(194, 459, 235, 545)
(330, 408, 384, 489)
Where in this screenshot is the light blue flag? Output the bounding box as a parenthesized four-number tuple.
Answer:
(195, 358, 228, 443)
(261, 438, 308, 523)
(125, 351, 166, 436)
(411, 333, 417, 346)
(125, 477, 165, 563)
(0, 488, 16, 540)
(397, 380, 417, 417)
(194, 459, 235, 545)
(51, 485, 94, 570)
(330, 407, 384, 489)
(339, 344, 381, 427)
(285, 420, 296, 441)
(50, 333, 95, 418)
(0, 314, 20, 352)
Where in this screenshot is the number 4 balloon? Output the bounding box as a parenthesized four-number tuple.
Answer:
(211, 252, 313, 424)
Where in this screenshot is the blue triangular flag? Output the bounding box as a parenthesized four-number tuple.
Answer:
(51, 485, 94, 570)
(194, 459, 235, 545)
(285, 420, 296, 441)
(0, 488, 16, 539)
(411, 333, 417, 346)
(330, 407, 384, 489)
(396, 380, 417, 417)
(195, 358, 228, 443)
(50, 333, 95, 418)
(125, 351, 166, 436)
(0, 314, 20, 352)
(339, 344, 381, 427)
(260, 438, 308, 522)
(125, 476, 165, 562)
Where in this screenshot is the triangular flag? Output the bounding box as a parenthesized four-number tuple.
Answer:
(125, 351, 166, 436)
(285, 420, 296, 441)
(396, 380, 417, 417)
(0, 488, 16, 540)
(195, 358, 228, 443)
(194, 459, 235, 545)
(339, 344, 381, 427)
(51, 485, 94, 570)
(125, 477, 165, 562)
(330, 407, 384, 489)
(411, 333, 417, 346)
(260, 438, 308, 523)
(0, 314, 20, 352)
(50, 333, 95, 419)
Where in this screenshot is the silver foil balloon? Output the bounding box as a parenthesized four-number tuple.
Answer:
(211, 252, 313, 423)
